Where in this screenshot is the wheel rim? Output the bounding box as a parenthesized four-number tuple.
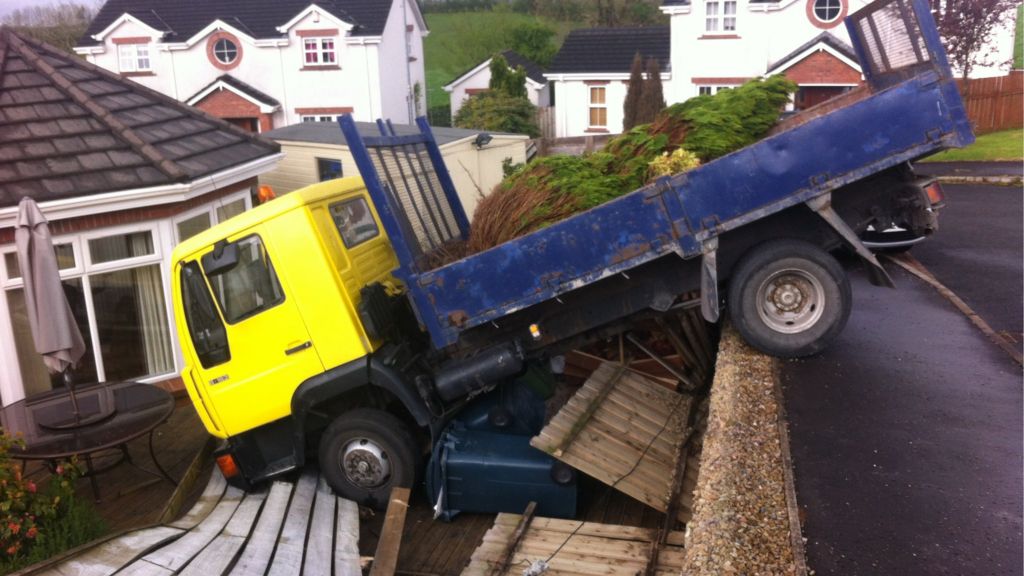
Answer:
(755, 268, 825, 334)
(341, 437, 391, 488)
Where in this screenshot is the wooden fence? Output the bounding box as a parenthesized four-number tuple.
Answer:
(535, 106, 556, 140)
(957, 71, 1023, 133)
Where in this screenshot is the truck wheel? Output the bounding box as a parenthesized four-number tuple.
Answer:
(727, 239, 851, 358)
(319, 408, 418, 509)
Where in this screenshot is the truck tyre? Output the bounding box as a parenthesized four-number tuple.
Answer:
(728, 239, 851, 358)
(319, 408, 418, 509)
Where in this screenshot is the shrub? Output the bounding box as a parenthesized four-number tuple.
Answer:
(0, 433, 105, 573)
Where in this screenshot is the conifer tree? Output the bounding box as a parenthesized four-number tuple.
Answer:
(638, 58, 666, 124)
(623, 52, 645, 130)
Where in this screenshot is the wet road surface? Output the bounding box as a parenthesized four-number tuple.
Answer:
(782, 181, 1023, 575)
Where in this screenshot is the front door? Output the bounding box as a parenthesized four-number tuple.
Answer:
(179, 234, 323, 437)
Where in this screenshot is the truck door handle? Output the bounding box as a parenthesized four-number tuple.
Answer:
(285, 341, 312, 355)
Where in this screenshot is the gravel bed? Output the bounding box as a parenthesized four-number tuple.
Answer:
(681, 325, 804, 575)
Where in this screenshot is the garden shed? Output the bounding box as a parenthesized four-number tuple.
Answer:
(259, 121, 531, 218)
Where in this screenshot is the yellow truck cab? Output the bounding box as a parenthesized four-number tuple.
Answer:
(171, 178, 430, 506)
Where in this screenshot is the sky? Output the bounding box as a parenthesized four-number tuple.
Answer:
(0, 0, 100, 19)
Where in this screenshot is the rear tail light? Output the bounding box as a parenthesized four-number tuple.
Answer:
(216, 454, 241, 478)
(924, 182, 945, 208)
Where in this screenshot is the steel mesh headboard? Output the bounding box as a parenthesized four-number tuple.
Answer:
(340, 115, 470, 275)
(847, 0, 947, 90)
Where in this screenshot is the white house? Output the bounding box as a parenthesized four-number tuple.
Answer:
(0, 29, 282, 405)
(546, 0, 872, 137)
(443, 50, 550, 119)
(74, 0, 428, 132)
(258, 122, 531, 218)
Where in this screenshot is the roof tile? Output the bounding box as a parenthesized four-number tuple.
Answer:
(547, 27, 670, 75)
(0, 28, 279, 207)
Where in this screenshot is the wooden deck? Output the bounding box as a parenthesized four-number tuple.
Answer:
(34, 468, 361, 576)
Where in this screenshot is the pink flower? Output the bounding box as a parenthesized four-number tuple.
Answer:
(55, 465, 64, 475)
(25, 527, 37, 539)
(25, 482, 35, 494)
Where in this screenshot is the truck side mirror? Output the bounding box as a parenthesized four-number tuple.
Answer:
(202, 240, 240, 276)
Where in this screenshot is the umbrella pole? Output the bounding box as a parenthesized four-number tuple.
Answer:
(64, 369, 80, 423)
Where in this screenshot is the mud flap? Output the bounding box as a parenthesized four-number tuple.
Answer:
(700, 237, 720, 322)
(806, 193, 895, 288)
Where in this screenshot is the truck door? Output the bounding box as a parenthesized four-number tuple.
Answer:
(180, 234, 324, 437)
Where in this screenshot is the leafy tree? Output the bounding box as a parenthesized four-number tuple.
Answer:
(454, 92, 540, 137)
(1, 1, 98, 53)
(623, 52, 645, 131)
(638, 58, 666, 125)
(488, 54, 528, 99)
(932, 0, 1017, 79)
(507, 22, 557, 66)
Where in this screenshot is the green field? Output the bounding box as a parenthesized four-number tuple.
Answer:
(423, 12, 579, 109)
(921, 128, 1024, 162)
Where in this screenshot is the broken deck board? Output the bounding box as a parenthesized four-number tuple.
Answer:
(531, 362, 701, 525)
(31, 467, 361, 576)
(463, 513, 686, 576)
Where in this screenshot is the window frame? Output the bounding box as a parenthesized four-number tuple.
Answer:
(317, 157, 343, 182)
(213, 38, 239, 65)
(705, 0, 738, 33)
(1, 221, 174, 388)
(172, 190, 252, 244)
(329, 197, 380, 249)
(812, 0, 843, 23)
(180, 260, 231, 368)
(587, 85, 608, 129)
(117, 43, 152, 73)
(301, 115, 335, 123)
(202, 234, 287, 325)
(302, 37, 338, 66)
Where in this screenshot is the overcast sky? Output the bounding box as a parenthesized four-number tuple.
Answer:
(0, 0, 101, 19)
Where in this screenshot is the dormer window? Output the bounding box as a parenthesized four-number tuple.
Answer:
(117, 43, 151, 73)
(706, 0, 737, 33)
(303, 37, 337, 66)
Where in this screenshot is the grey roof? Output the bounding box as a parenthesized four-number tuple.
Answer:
(767, 32, 858, 73)
(446, 50, 546, 88)
(501, 50, 546, 85)
(189, 74, 281, 107)
(547, 27, 670, 74)
(0, 27, 280, 208)
(264, 121, 514, 146)
(79, 0, 396, 46)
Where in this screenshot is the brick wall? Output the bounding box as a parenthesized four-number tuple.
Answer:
(783, 50, 862, 85)
(194, 89, 274, 133)
(0, 178, 255, 246)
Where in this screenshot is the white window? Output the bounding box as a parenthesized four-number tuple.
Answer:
(698, 85, 733, 96)
(301, 115, 335, 123)
(706, 0, 737, 33)
(173, 192, 251, 243)
(118, 43, 151, 72)
(213, 38, 239, 65)
(588, 86, 607, 128)
(303, 37, 337, 66)
(813, 0, 843, 23)
(2, 225, 174, 398)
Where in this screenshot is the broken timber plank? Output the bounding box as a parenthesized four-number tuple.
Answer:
(369, 486, 411, 576)
(463, 514, 686, 576)
(489, 502, 536, 576)
(228, 481, 293, 576)
(178, 489, 267, 576)
(139, 486, 244, 571)
(168, 469, 228, 530)
(303, 477, 336, 576)
(335, 498, 362, 576)
(36, 526, 184, 576)
(266, 469, 318, 576)
(531, 362, 697, 523)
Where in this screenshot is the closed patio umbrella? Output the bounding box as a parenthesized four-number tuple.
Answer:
(15, 197, 86, 413)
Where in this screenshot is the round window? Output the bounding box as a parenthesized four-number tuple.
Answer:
(213, 38, 238, 65)
(813, 0, 843, 23)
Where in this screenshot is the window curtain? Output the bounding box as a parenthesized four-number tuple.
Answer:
(130, 235, 173, 375)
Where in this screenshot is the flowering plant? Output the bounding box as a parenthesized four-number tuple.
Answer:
(0, 432, 79, 559)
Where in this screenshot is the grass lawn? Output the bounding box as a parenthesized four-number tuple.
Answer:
(921, 128, 1023, 162)
(423, 12, 579, 109)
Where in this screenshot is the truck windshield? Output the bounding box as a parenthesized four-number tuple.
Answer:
(204, 235, 285, 323)
(180, 262, 230, 368)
